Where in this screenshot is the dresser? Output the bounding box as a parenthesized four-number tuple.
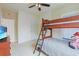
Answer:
(0, 37, 10, 56)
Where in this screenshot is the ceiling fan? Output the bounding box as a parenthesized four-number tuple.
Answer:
(28, 3, 50, 11)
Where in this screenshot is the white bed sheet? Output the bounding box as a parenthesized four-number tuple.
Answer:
(42, 38, 79, 56)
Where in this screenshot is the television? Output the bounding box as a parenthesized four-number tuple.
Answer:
(0, 26, 7, 40)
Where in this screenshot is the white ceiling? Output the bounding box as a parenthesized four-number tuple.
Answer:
(1, 3, 79, 15)
(0, 3, 63, 13)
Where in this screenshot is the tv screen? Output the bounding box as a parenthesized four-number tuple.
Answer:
(0, 26, 7, 40)
(0, 32, 7, 39)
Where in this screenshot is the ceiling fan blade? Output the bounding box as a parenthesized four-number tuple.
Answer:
(28, 5, 35, 8)
(40, 3, 50, 7)
(38, 7, 41, 11)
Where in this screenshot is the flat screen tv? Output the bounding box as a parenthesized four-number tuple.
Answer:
(0, 26, 7, 40)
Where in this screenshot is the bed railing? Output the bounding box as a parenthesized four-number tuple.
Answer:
(42, 15, 79, 25)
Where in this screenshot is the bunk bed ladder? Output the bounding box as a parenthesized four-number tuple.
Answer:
(33, 27, 47, 56)
(33, 27, 42, 55)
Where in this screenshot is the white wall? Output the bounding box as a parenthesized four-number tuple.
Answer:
(30, 15, 42, 40)
(0, 8, 2, 24)
(18, 10, 35, 44)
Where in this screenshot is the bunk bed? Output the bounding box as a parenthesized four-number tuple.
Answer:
(40, 15, 79, 56)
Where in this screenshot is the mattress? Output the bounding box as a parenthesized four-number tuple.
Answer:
(42, 38, 79, 56)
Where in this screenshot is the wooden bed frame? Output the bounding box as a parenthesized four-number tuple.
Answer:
(40, 15, 79, 55)
(34, 15, 79, 56)
(42, 15, 79, 39)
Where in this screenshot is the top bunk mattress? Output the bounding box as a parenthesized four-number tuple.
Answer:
(42, 38, 79, 56)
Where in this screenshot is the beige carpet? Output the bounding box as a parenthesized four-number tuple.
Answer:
(10, 40, 45, 56)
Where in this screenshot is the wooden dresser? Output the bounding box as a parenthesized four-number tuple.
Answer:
(0, 37, 10, 56)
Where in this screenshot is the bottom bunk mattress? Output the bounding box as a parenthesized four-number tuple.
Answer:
(42, 38, 79, 56)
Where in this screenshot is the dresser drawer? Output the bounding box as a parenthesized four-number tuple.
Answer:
(0, 48, 10, 56)
(0, 38, 11, 56)
(0, 40, 10, 48)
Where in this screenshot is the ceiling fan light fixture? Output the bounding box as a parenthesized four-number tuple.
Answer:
(36, 3, 41, 7)
(28, 3, 50, 11)
(36, 4, 38, 7)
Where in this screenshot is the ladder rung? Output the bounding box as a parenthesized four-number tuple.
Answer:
(39, 39, 43, 40)
(37, 47, 41, 51)
(33, 26, 47, 56)
(38, 44, 42, 46)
